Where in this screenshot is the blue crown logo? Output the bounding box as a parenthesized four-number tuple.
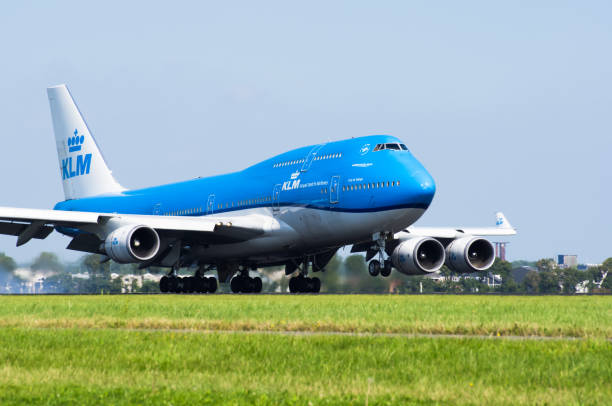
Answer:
(68, 129, 85, 152)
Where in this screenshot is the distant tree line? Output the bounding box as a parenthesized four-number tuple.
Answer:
(0, 250, 610, 294)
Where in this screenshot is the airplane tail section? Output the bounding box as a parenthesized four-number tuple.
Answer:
(47, 84, 124, 200)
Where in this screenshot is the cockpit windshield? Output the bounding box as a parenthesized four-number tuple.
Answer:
(373, 143, 409, 152)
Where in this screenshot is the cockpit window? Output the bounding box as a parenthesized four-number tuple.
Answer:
(373, 143, 408, 152)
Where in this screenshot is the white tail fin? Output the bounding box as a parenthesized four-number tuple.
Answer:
(47, 85, 124, 200)
(495, 212, 513, 229)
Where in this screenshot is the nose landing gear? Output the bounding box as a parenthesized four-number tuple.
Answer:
(368, 232, 394, 278)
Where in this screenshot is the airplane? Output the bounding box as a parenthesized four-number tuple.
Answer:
(0, 85, 516, 293)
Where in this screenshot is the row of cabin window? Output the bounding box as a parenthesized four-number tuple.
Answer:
(165, 196, 274, 215)
(342, 180, 400, 192)
(165, 207, 202, 216)
(314, 153, 341, 161)
(273, 153, 342, 168)
(226, 196, 272, 208)
(163, 180, 399, 215)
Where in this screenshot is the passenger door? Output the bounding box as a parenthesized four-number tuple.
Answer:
(272, 184, 281, 215)
(206, 194, 215, 215)
(329, 176, 340, 204)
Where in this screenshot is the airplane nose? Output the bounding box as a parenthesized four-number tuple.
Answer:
(410, 170, 436, 207)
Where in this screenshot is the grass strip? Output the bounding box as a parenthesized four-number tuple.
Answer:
(0, 295, 610, 338)
(0, 327, 610, 405)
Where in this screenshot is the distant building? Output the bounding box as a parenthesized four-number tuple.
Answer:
(510, 266, 537, 284)
(577, 263, 601, 270)
(557, 254, 578, 268)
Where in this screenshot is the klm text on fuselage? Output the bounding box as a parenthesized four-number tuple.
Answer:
(62, 154, 92, 180)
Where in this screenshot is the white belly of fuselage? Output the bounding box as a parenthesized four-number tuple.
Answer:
(197, 205, 425, 263)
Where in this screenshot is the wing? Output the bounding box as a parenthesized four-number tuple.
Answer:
(403, 212, 516, 239)
(0, 206, 269, 248)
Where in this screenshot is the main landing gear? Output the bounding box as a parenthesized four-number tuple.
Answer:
(288, 258, 321, 293)
(159, 265, 218, 294)
(289, 274, 320, 293)
(230, 273, 263, 293)
(159, 275, 218, 293)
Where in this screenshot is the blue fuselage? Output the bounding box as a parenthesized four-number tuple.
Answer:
(55, 135, 435, 261)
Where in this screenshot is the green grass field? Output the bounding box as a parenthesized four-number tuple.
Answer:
(0, 295, 610, 405)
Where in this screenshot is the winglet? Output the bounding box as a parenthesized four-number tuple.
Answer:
(495, 212, 513, 229)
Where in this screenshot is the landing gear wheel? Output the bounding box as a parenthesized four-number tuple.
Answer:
(381, 260, 392, 277)
(253, 277, 263, 293)
(160, 276, 169, 293)
(289, 276, 320, 293)
(184, 277, 196, 293)
(289, 277, 298, 293)
(230, 276, 243, 293)
(311, 277, 321, 293)
(193, 277, 206, 293)
(368, 260, 381, 277)
(243, 276, 254, 293)
(207, 277, 218, 293)
(168, 276, 179, 293)
(176, 277, 187, 293)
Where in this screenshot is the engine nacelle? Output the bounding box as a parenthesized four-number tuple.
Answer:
(391, 237, 445, 275)
(445, 237, 495, 273)
(104, 225, 160, 264)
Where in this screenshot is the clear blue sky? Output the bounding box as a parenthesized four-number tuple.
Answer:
(0, 1, 610, 265)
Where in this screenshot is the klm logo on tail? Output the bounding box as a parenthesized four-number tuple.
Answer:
(62, 129, 92, 180)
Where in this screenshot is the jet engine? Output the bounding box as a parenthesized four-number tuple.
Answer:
(104, 225, 161, 263)
(445, 237, 495, 273)
(391, 237, 445, 275)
